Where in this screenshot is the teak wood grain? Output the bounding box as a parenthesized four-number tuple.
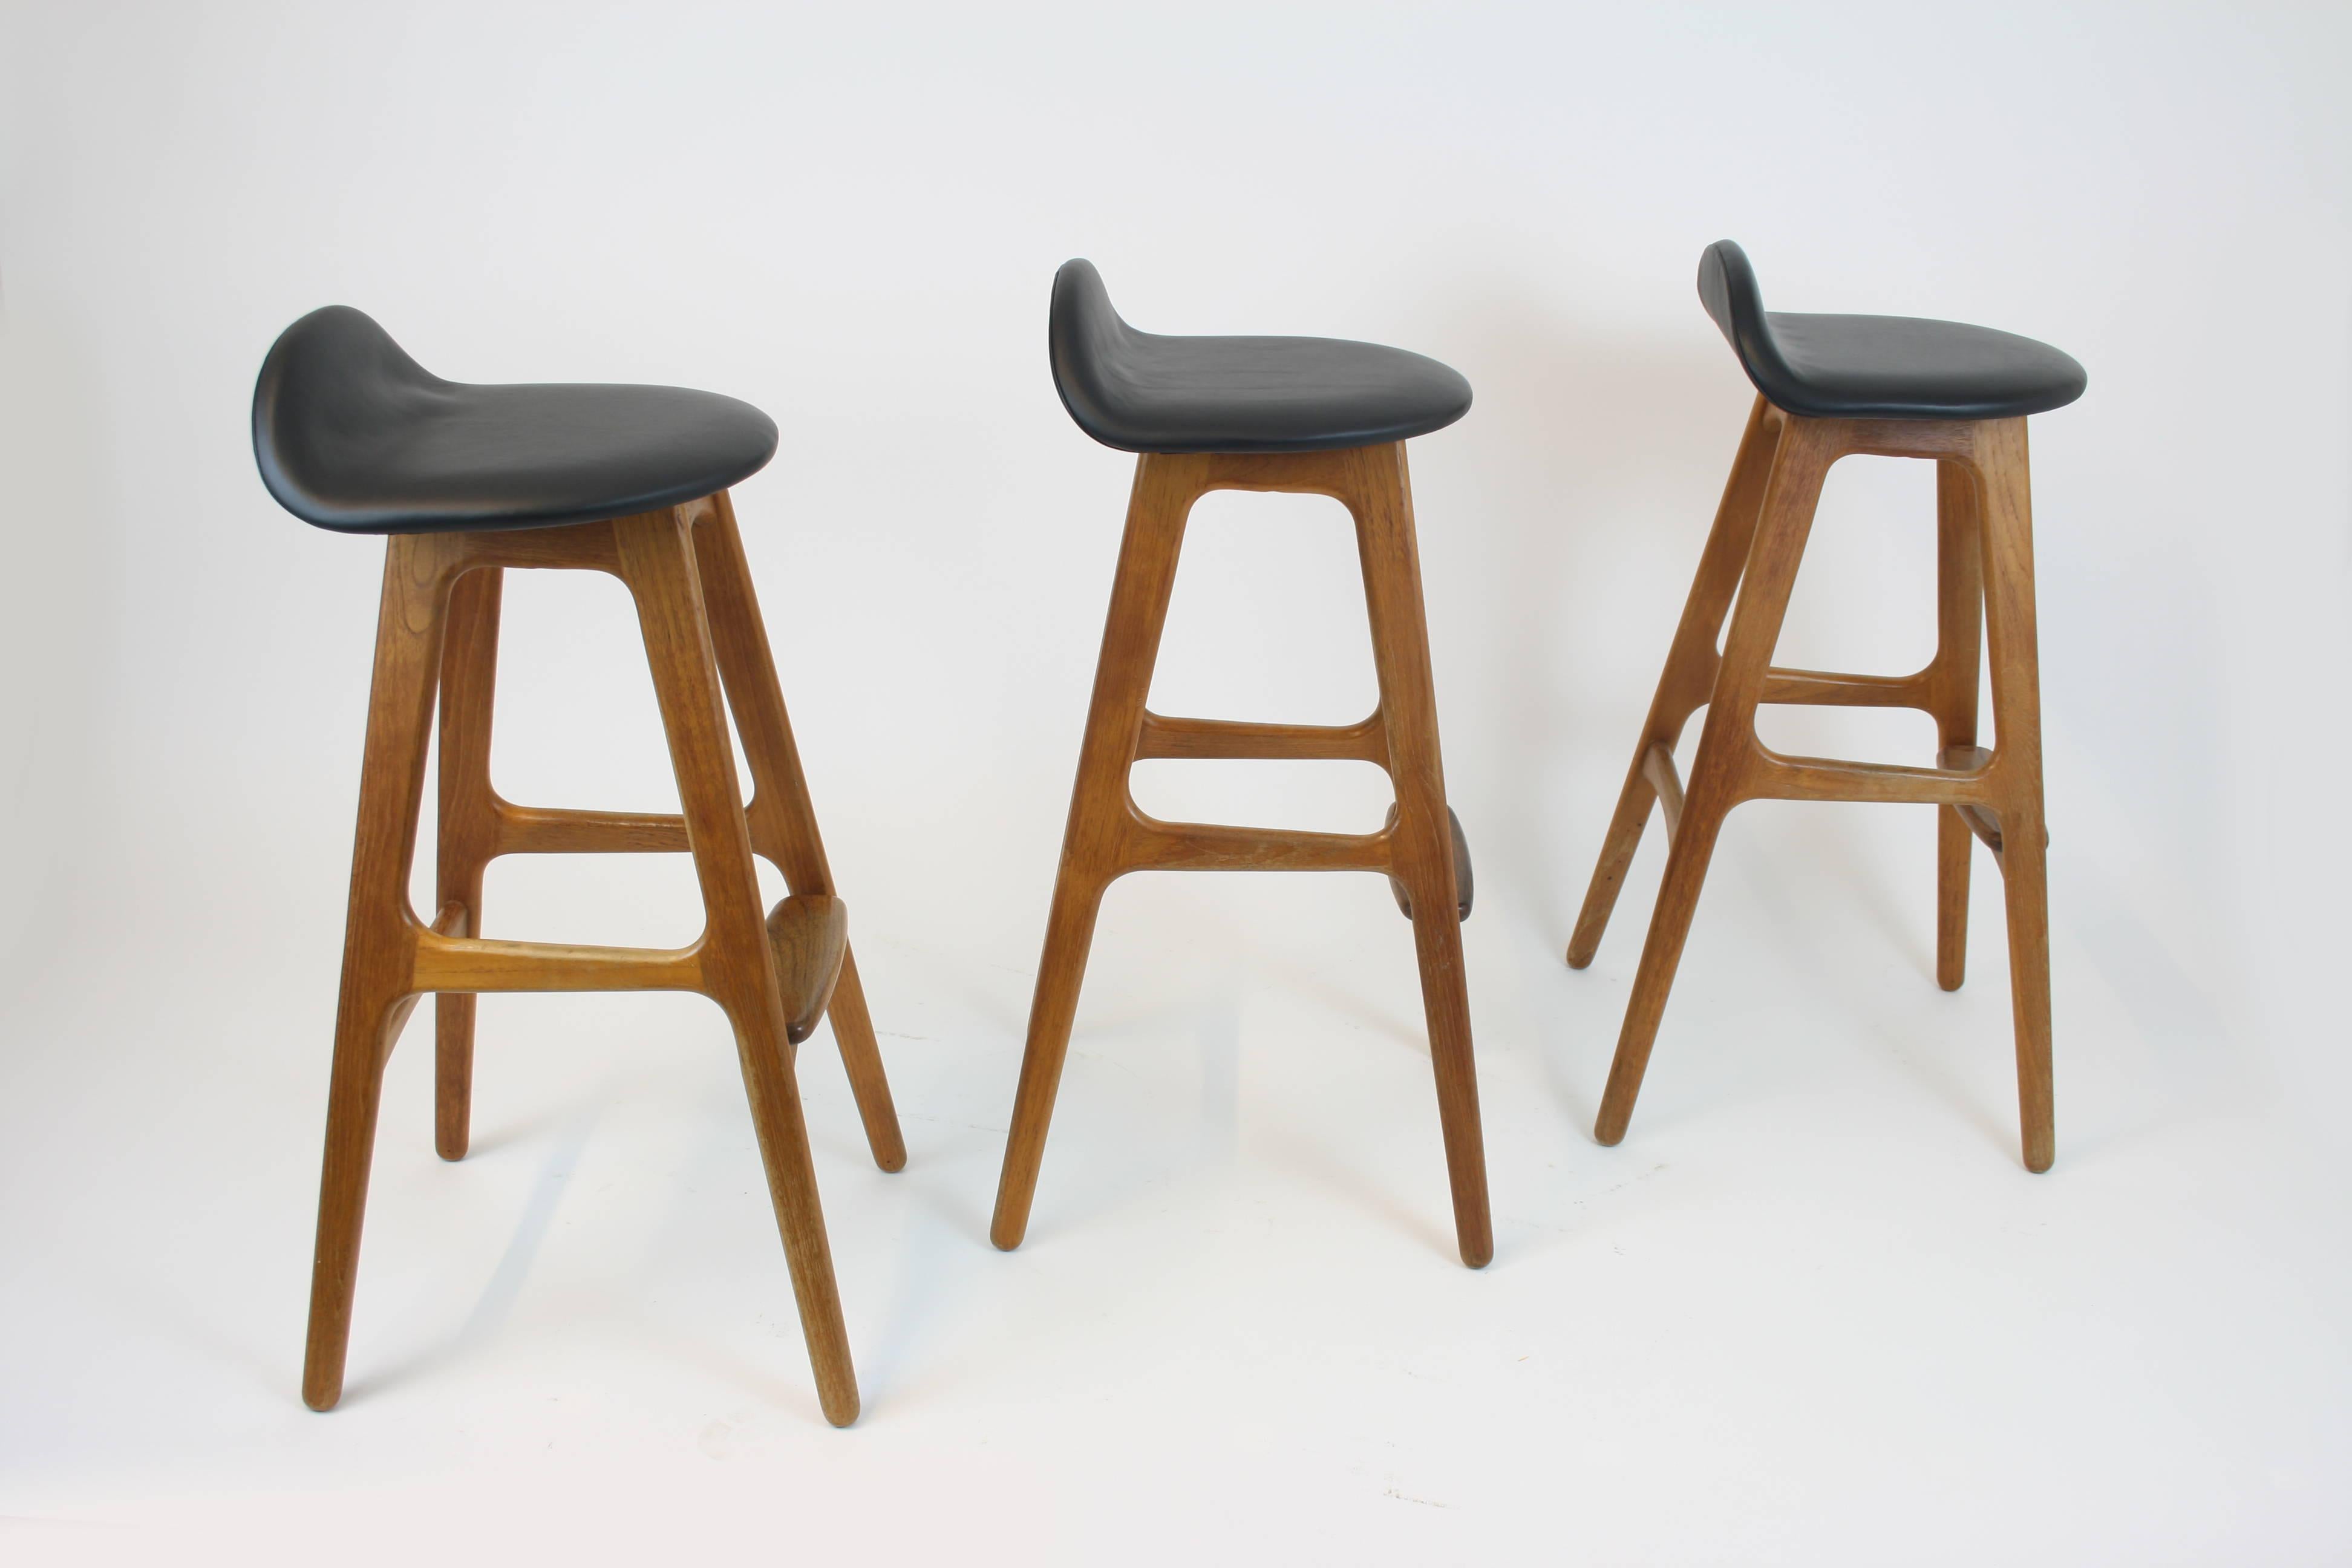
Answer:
(988, 443, 1493, 1269)
(1567, 397, 2056, 1173)
(303, 495, 901, 1427)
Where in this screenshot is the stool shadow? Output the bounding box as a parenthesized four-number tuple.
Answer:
(1423, 288, 1739, 946)
(1778, 802, 1940, 982)
(1420, 292, 1745, 1140)
(1534, 956, 1610, 1138)
(344, 1097, 602, 1403)
(1730, 812, 2017, 1156)
(851, 1154, 1008, 1411)
(1248, 921, 1432, 1056)
(852, 991, 1250, 1408)
(1261, 1113, 1458, 1264)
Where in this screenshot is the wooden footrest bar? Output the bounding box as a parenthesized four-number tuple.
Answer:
(411, 930, 703, 994)
(1135, 711, 1387, 764)
(1121, 819, 1391, 874)
(1751, 748, 1993, 805)
(400, 891, 850, 1039)
(1759, 665, 1933, 710)
(766, 894, 849, 1045)
(494, 802, 690, 855)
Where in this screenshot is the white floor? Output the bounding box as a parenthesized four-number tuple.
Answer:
(6, 4, 2349, 1561)
(4, 780, 2347, 1566)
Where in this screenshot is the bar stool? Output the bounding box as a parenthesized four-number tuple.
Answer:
(1567, 241, 2085, 1171)
(253, 307, 904, 1425)
(990, 261, 1492, 1267)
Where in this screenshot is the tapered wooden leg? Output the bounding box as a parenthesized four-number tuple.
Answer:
(1569, 397, 1782, 968)
(431, 993, 476, 1163)
(815, 948, 901, 1170)
(691, 494, 905, 1173)
(990, 456, 1194, 1252)
(1349, 445, 1491, 1267)
(1931, 463, 1984, 993)
(304, 535, 458, 1411)
(1995, 815, 2053, 1172)
(1975, 420, 2054, 1172)
(1592, 802, 1728, 1146)
(1593, 419, 1838, 1146)
(1935, 802, 1975, 990)
(434, 566, 502, 1160)
(990, 871, 1114, 1251)
(617, 508, 860, 1426)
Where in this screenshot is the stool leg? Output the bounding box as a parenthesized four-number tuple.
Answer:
(1353, 445, 1492, 1269)
(812, 950, 899, 1168)
(1975, 420, 2055, 1173)
(1594, 419, 1837, 1146)
(693, 494, 906, 1174)
(305, 535, 458, 1411)
(991, 456, 1194, 1252)
(1569, 397, 1781, 968)
(1932, 464, 1984, 993)
(616, 508, 861, 1426)
(434, 566, 501, 1160)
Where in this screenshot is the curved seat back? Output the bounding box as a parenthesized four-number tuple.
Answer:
(1694, 239, 2085, 422)
(252, 307, 448, 529)
(1696, 240, 1800, 403)
(1048, 258, 1142, 440)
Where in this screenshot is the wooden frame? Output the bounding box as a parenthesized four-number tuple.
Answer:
(988, 442, 1493, 1267)
(1567, 397, 2054, 1172)
(303, 492, 903, 1427)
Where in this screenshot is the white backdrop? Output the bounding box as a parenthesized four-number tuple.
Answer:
(4, 2, 2348, 1561)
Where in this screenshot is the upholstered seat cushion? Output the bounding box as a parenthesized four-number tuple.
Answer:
(1048, 260, 1472, 454)
(1698, 241, 2086, 422)
(253, 306, 777, 534)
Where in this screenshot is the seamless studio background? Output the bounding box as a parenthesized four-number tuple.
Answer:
(2, 2, 2348, 1562)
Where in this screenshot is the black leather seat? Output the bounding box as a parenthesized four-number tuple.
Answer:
(252, 306, 779, 534)
(1698, 241, 2086, 422)
(1048, 260, 1472, 454)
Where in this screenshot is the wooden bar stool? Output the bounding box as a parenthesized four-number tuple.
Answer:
(990, 261, 1492, 1267)
(253, 307, 904, 1425)
(1568, 242, 2085, 1172)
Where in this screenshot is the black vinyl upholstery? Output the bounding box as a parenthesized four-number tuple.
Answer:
(1048, 260, 1472, 454)
(1697, 241, 2085, 421)
(252, 306, 779, 534)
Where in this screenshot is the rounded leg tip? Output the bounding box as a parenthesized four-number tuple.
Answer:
(1458, 1241, 1494, 1270)
(2025, 1149, 2054, 1175)
(301, 1383, 342, 1413)
(1592, 1121, 1627, 1148)
(435, 1141, 468, 1162)
(821, 1394, 861, 1428)
(1564, 946, 1596, 970)
(988, 1191, 1034, 1251)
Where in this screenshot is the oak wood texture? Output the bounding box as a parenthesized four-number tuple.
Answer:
(1567, 397, 2056, 1172)
(302, 495, 901, 1427)
(988, 443, 1493, 1268)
